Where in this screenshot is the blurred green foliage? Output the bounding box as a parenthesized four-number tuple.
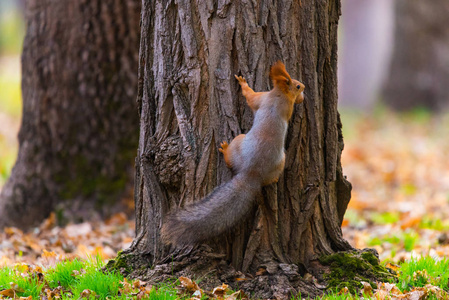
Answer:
(0, 0, 24, 187)
(0, 60, 21, 117)
(0, 1, 25, 55)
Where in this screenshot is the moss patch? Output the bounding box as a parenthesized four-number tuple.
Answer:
(320, 249, 396, 295)
(104, 251, 132, 276)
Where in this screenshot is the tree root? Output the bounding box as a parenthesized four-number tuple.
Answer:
(106, 246, 324, 299)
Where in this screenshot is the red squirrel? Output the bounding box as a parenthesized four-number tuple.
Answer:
(161, 61, 305, 245)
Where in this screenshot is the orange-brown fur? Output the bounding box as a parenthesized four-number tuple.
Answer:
(161, 61, 305, 246)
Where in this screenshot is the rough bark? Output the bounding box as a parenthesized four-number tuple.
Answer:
(0, 0, 141, 228)
(383, 0, 449, 111)
(126, 0, 352, 298)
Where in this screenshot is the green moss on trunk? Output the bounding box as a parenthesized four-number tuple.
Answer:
(104, 251, 133, 276)
(320, 249, 396, 294)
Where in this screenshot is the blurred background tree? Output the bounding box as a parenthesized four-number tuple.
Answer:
(338, 0, 394, 110)
(339, 0, 449, 112)
(0, 0, 141, 229)
(383, 0, 449, 111)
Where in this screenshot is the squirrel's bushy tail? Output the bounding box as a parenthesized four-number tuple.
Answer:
(161, 172, 261, 246)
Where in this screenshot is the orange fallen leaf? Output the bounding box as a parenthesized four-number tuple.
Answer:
(42, 249, 57, 258)
(255, 267, 267, 276)
(338, 287, 349, 295)
(235, 277, 248, 281)
(400, 217, 421, 230)
(361, 281, 373, 297)
(385, 262, 400, 275)
(212, 283, 228, 297)
(0, 289, 16, 298)
(4, 227, 23, 237)
(40, 212, 56, 231)
(120, 278, 133, 294)
(179, 276, 201, 294)
(225, 290, 248, 300)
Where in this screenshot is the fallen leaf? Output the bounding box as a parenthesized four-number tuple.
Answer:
(255, 267, 267, 276)
(234, 277, 248, 281)
(212, 283, 228, 297)
(179, 276, 201, 294)
(373, 289, 388, 300)
(0, 289, 15, 298)
(65, 223, 92, 238)
(361, 281, 373, 297)
(40, 212, 56, 231)
(225, 290, 248, 300)
(400, 217, 421, 230)
(338, 287, 349, 295)
(120, 278, 133, 294)
(385, 262, 400, 275)
(79, 289, 95, 299)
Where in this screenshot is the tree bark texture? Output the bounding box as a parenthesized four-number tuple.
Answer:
(128, 0, 351, 298)
(383, 0, 449, 111)
(0, 0, 141, 228)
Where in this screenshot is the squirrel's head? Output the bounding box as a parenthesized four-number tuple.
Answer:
(270, 61, 305, 104)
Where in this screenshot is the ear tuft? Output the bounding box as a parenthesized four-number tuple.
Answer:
(270, 61, 292, 93)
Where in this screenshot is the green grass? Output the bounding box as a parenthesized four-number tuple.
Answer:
(419, 217, 449, 231)
(45, 258, 85, 289)
(368, 230, 419, 253)
(0, 257, 185, 299)
(1, 256, 449, 299)
(71, 258, 124, 299)
(0, 266, 44, 299)
(398, 256, 449, 291)
(370, 211, 400, 225)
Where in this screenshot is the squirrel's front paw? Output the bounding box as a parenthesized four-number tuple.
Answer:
(234, 75, 247, 86)
(219, 141, 229, 153)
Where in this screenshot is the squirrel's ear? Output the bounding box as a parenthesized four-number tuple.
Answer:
(270, 61, 293, 92)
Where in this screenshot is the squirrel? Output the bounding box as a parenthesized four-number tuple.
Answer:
(161, 61, 305, 246)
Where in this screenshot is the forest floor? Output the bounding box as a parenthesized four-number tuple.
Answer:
(1, 107, 449, 299)
(1, 104, 449, 266)
(340, 108, 449, 263)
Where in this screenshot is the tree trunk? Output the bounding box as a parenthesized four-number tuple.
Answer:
(383, 0, 449, 111)
(126, 1, 352, 298)
(0, 0, 141, 229)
